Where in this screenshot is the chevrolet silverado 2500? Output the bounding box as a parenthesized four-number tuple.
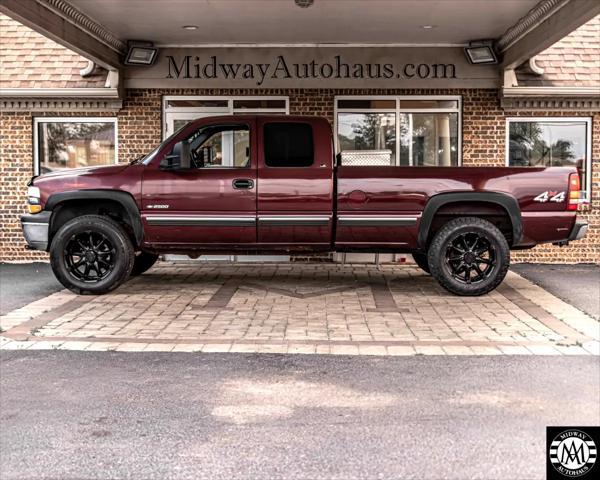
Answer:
(21, 115, 588, 296)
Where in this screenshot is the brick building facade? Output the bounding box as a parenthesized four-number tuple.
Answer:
(1, 14, 598, 263)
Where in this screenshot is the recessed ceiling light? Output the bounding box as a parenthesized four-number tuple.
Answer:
(295, 0, 314, 7)
(182, 25, 198, 30)
(420, 25, 436, 29)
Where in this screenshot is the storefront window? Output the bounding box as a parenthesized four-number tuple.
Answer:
(35, 118, 117, 174)
(338, 113, 396, 165)
(399, 113, 458, 166)
(162, 96, 289, 137)
(507, 118, 591, 199)
(336, 96, 461, 166)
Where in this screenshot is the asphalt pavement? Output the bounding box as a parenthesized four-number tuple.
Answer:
(1, 351, 599, 480)
(1, 262, 599, 479)
(513, 263, 599, 319)
(0, 262, 61, 315)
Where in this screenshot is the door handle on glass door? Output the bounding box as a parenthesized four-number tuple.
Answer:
(232, 179, 254, 190)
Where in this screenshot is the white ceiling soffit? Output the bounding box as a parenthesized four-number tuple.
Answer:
(65, 0, 541, 46)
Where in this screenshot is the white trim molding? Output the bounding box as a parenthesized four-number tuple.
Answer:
(501, 86, 600, 110)
(0, 98, 123, 112)
(0, 88, 122, 111)
(36, 0, 125, 53)
(156, 42, 470, 49)
(497, 0, 570, 52)
(502, 86, 600, 97)
(0, 88, 120, 98)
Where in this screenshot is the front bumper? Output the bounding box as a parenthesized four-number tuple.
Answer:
(21, 211, 51, 251)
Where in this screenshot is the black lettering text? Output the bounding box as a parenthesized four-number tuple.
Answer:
(202, 56, 217, 79)
(272, 56, 292, 79)
(166, 55, 190, 79)
(417, 63, 430, 78)
(219, 63, 241, 79)
(256, 64, 270, 86)
(431, 63, 456, 78)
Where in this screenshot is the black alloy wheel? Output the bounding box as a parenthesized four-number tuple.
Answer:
(65, 231, 116, 282)
(444, 232, 495, 284)
(50, 214, 134, 295)
(428, 217, 510, 296)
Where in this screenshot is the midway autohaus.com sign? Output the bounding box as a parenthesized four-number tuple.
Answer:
(124, 47, 499, 89)
(165, 54, 457, 85)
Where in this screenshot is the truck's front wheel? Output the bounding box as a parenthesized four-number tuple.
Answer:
(50, 215, 134, 295)
(427, 217, 510, 296)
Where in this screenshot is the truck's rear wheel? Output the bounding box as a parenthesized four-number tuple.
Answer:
(428, 217, 509, 296)
(131, 252, 159, 276)
(50, 215, 134, 295)
(412, 252, 430, 274)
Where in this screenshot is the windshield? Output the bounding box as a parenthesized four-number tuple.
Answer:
(141, 122, 190, 165)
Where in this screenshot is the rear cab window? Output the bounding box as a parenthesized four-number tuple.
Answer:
(264, 123, 314, 167)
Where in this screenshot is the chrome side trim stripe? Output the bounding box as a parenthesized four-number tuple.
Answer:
(258, 215, 330, 226)
(338, 216, 417, 227)
(146, 215, 415, 227)
(145, 215, 256, 227)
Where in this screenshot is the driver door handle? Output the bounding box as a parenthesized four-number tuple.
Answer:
(232, 178, 254, 190)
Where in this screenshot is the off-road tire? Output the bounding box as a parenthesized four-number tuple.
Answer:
(50, 214, 134, 295)
(428, 217, 510, 296)
(412, 252, 431, 274)
(131, 252, 159, 276)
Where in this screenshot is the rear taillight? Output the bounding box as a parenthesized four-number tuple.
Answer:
(567, 173, 581, 211)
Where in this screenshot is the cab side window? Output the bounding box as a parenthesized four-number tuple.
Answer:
(187, 125, 250, 168)
(264, 123, 313, 167)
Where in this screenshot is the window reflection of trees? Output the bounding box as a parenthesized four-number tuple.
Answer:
(39, 122, 115, 172)
(509, 122, 580, 168)
(338, 113, 396, 162)
(337, 112, 458, 166)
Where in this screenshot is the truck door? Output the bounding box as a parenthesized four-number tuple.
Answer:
(257, 118, 333, 247)
(141, 119, 257, 247)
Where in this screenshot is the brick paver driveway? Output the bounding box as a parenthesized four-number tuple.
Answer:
(1, 263, 598, 355)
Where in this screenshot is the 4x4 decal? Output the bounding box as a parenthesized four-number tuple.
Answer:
(533, 191, 566, 203)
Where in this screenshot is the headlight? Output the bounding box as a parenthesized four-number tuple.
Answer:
(27, 186, 42, 213)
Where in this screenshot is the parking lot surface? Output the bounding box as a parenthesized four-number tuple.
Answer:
(1, 263, 598, 355)
(1, 351, 598, 480)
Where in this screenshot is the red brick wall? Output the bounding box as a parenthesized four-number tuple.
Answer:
(1, 111, 36, 261)
(0, 110, 117, 262)
(1, 88, 598, 263)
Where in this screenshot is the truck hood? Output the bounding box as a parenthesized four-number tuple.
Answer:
(36, 164, 130, 181)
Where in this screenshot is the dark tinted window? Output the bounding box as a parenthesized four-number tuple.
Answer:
(264, 123, 313, 167)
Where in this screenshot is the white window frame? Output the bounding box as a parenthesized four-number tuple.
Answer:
(162, 95, 289, 138)
(334, 95, 462, 166)
(505, 116, 592, 199)
(33, 117, 118, 175)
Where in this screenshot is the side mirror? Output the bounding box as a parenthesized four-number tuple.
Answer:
(160, 141, 189, 170)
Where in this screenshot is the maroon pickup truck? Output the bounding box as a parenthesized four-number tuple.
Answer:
(22, 115, 587, 296)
